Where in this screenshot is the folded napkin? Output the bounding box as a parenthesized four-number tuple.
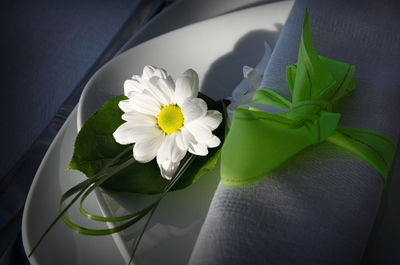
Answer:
(189, 0, 400, 264)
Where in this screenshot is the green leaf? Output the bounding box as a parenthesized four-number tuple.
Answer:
(68, 95, 128, 176)
(68, 93, 224, 194)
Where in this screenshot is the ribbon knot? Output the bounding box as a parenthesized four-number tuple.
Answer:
(221, 10, 396, 186)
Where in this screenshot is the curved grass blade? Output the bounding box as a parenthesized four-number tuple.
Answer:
(28, 146, 132, 256)
(30, 143, 196, 264)
(128, 154, 196, 264)
(129, 202, 159, 265)
(79, 153, 196, 223)
(28, 180, 91, 257)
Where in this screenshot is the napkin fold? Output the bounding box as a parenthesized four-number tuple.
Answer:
(189, 0, 400, 264)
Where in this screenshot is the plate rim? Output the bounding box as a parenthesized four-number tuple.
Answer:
(22, 1, 294, 264)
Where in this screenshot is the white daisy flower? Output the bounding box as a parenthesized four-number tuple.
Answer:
(113, 66, 223, 180)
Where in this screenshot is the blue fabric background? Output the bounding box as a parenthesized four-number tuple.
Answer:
(0, 0, 141, 180)
(0, 1, 147, 263)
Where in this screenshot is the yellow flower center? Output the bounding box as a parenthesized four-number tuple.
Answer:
(157, 105, 184, 134)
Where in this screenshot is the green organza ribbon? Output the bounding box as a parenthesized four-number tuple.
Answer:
(221, 10, 396, 186)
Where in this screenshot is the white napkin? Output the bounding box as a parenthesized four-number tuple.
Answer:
(189, 0, 400, 264)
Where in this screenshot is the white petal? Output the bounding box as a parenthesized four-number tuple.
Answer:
(130, 94, 161, 117)
(131, 74, 141, 80)
(175, 69, 199, 106)
(133, 135, 163, 163)
(142, 66, 156, 81)
(118, 99, 134, 113)
(131, 126, 163, 142)
(156, 133, 187, 179)
(157, 158, 180, 180)
(185, 121, 213, 143)
(205, 135, 221, 148)
(124, 78, 143, 97)
(176, 128, 190, 150)
(181, 98, 207, 124)
(175, 130, 186, 151)
(141, 78, 173, 106)
(142, 65, 168, 81)
(156, 78, 175, 105)
(113, 122, 137, 145)
(165, 76, 176, 90)
(153, 68, 168, 79)
(131, 91, 161, 108)
(113, 123, 163, 145)
(121, 110, 157, 126)
(157, 133, 186, 163)
(188, 141, 208, 156)
(202, 110, 223, 130)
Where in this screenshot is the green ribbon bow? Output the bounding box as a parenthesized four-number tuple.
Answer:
(221, 10, 396, 186)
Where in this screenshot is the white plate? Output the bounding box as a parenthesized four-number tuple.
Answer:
(22, 1, 293, 264)
(22, 108, 126, 265)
